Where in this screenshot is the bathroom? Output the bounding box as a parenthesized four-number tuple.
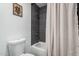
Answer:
(0, 3, 78, 56)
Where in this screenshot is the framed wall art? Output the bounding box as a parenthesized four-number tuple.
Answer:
(13, 3, 23, 17)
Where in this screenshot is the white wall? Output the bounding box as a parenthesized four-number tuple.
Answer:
(0, 3, 31, 56)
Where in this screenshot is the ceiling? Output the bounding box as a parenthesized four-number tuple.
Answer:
(36, 3, 47, 7)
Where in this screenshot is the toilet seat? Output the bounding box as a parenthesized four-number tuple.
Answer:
(21, 53, 34, 56)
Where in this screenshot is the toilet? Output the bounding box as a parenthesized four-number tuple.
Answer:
(7, 38, 34, 56)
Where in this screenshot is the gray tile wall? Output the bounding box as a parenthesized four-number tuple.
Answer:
(39, 6, 47, 42)
(31, 4, 47, 45)
(31, 4, 40, 45)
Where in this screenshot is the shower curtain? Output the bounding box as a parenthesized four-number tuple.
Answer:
(46, 3, 78, 56)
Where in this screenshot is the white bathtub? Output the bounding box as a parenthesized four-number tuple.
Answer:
(31, 42, 47, 56)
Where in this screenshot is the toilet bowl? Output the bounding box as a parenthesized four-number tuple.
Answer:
(7, 38, 34, 56)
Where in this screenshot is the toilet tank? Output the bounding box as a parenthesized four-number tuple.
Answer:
(8, 38, 26, 56)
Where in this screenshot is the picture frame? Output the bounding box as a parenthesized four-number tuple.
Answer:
(13, 3, 23, 17)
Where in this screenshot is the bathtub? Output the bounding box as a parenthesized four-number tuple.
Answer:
(31, 42, 47, 56)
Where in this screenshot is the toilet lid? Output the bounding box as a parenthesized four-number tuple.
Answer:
(21, 53, 34, 56)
